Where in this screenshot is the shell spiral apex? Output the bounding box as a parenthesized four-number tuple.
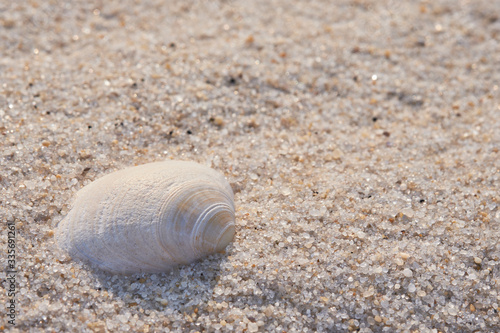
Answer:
(55, 160, 236, 274)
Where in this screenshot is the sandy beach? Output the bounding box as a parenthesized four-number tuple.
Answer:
(1, 0, 500, 332)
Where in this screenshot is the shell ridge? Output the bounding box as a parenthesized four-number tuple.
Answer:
(72, 170, 149, 272)
(101, 172, 171, 273)
(156, 182, 200, 265)
(191, 201, 234, 255)
(74, 172, 133, 272)
(135, 177, 180, 271)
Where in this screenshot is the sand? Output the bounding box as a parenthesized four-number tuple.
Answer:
(1, 0, 500, 332)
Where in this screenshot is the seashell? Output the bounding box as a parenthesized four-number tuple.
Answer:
(55, 161, 235, 274)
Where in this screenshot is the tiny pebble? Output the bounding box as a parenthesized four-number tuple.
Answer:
(417, 290, 427, 297)
(402, 268, 413, 277)
(395, 258, 404, 266)
(247, 322, 259, 332)
(399, 252, 410, 260)
(448, 305, 458, 316)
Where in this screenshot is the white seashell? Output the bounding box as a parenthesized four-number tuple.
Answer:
(55, 161, 235, 274)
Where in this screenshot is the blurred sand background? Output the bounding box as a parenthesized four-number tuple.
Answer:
(1, 0, 500, 332)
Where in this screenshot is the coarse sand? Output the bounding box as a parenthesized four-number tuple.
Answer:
(1, 0, 500, 332)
